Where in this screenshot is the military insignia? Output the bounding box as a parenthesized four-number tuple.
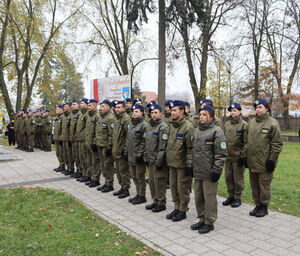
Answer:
(162, 134, 168, 140)
(81, 118, 84, 120)
(191, 135, 194, 141)
(236, 130, 243, 136)
(153, 132, 159, 137)
(110, 123, 114, 128)
(261, 128, 269, 134)
(91, 120, 95, 124)
(74, 117, 78, 120)
(102, 122, 107, 127)
(220, 141, 227, 149)
(176, 133, 184, 140)
(120, 124, 124, 128)
(128, 124, 131, 129)
(205, 139, 213, 145)
(135, 131, 142, 136)
(144, 132, 147, 138)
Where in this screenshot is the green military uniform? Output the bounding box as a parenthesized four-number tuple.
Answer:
(184, 113, 196, 127)
(162, 112, 172, 125)
(144, 118, 168, 207)
(70, 109, 80, 172)
(41, 115, 52, 151)
(77, 108, 88, 178)
(85, 109, 100, 182)
(192, 122, 227, 226)
(95, 109, 116, 188)
(112, 110, 131, 193)
(53, 113, 64, 169)
(125, 116, 148, 200)
(61, 110, 72, 170)
(166, 117, 194, 213)
(14, 114, 20, 147)
(224, 116, 247, 201)
(19, 115, 27, 148)
(126, 108, 132, 117)
(214, 116, 223, 129)
(247, 113, 283, 207)
(25, 115, 35, 151)
(34, 115, 43, 148)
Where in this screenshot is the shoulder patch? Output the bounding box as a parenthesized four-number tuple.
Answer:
(261, 128, 269, 134)
(162, 134, 168, 140)
(205, 139, 214, 145)
(220, 141, 227, 150)
(236, 130, 243, 136)
(191, 135, 194, 142)
(144, 132, 147, 138)
(176, 133, 184, 140)
(128, 124, 131, 129)
(110, 123, 114, 128)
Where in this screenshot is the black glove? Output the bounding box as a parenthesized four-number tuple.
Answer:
(145, 161, 149, 166)
(58, 141, 63, 146)
(266, 159, 275, 172)
(238, 158, 245, 167)
(91, 144, 98, 152)
(185, 167, 193, 177)
(123, 153, 128, 162)
(68, 141, 72, 147)
(244, 157, 248, 168)
(105, 148, 112, 156)
(210, 171, 221, 182)
(24, 131, 27, 136)
(135, 155, 144, 164)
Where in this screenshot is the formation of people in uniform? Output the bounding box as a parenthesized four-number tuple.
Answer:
(13, 97, 283, 234)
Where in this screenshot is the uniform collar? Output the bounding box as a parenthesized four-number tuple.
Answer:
(150, 118, 162, 127)
(198, 121, 214, 130)
(115, 110, 126, 119)
(229, 116, 241, 124)
(80, 108, 88, 114)
(131, 116, 143, 125)
(72, 109, 79, 114)
(170, 117, 185, 128)
(255, 112, 270, 122)
(88, 109, 96, 116)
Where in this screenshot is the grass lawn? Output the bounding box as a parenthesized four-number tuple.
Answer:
(0, 187, 161, 256)
(218, 142, 300, 217)
(281, 129, 299, 136)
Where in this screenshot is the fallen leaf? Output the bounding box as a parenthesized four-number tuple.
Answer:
(48, 224, 52, 231)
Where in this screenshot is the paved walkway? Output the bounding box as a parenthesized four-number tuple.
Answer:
(1, 146, 300, 256)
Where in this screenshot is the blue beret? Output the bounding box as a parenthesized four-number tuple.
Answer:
(147, 100, 156, 108)
(169, 100, 185, 108)
(64, 102, 71, 106)
(44, 109, 50, 113)
(200, 98, 213, 105)
(200, 105, 215, 116)
(183, 102, 190, 107)
(125, 98, 132, 103)
(132, 104, 144, 111)
(80, 98, 89, 104)
(89, 99, 98, 104)
(133, 98, 142, 104)
(56, 104, 64, 109)
(27, 109, 32, 113)
(164, 100, 173, 107)
(113, 100, 125, 106)
(228, 102, 242, 111)
(254, 99, 268, 108)
(149, 104, 162, 111)
(70, 99, 78, 103)
(101, 99, 112, 107)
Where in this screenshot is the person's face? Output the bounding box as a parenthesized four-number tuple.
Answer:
(11, 119, 15, 123)
(56, 108, 63, 115)
(88, 103, 97, 111)
(199, 110, 213, 123)
(71, 102, 79, 110)
(151, 109, 162, 120)
(36, 111, 40, 116)
(80, 101, 88, 109)
(125, 102, 132, 109)
(171, 106, 184, 120)
(63, 105, 70, 112)
(132, 109, 143, 119)
(256, 104, 268, 116)
(27, 112, 32, 117)
(185, 106, 190, 113)
(230, 108, 241, 118)
(101, 103, 110, 113)
(114, 104, 125, 114)
(164, 106, 171, 113)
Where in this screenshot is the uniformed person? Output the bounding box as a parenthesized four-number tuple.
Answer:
(162, 100, 173, 125)
(124, 104, 148, 204)
(248, 110, 256, 121)
(134, 98, 149, 122)
(76, 98, 89, 181)
(144, 104, 168, 212)
(166, 100, 194, 222)
(68, 100, 80, 177)
(247, 99, 283, 217)
(183, 102, 196, 127)
(14, 111, 21, 149)
(25, 110, 35, 152)
(95, 100, 116, 193)
(34, 110, 43, 148)
(200, 99, 223, 129)
(112, 101, 131, 199)
(84, 99, 101, 187)
(41, 110, 52, 152)
(191, 105, 227, 234)
(125, 98, 133, 116)
(223, 103, 247, 208)
(53, 105, 64, 172)
(61, 103, 72, 173)
(18, 111, 27, 150)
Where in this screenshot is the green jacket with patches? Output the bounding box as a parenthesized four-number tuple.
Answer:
(95, 109, 116, 148)
(215, 116, 224, 129)
(162, 112, 172, 126)
(53, 114, 63, 141)
(144, 118, 168, 168)
(25, 116, 35, 135)
(69, 109, 80, 142)
(166, 117, 194, 169)
(61, 111, 71, 141)
(19, 117, 26, 136)
(41, 116, 52, 135)
(224, 116, 247, 161)
(192, 122, 227, 180)
(247, 113, 283, 173)
(85, 110, 99, 147)
(76, 108, 88, 142)
(112, 111, 131, 159)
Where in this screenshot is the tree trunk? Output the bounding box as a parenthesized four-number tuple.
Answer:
(254, 58, 259, 100)
(157, 0, 166, 106)
(200, 34, 209, 102)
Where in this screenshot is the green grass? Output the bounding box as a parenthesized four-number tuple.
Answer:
(218, 142, 300, 217)
(0, 187, 161, 256)
(281, 129, 299, 136)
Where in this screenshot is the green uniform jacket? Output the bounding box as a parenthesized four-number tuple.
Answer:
(125, 117, 148, 165)
(85, 110, 99, 147)
(224, 116, 247, 161)
(166, 117, 194, 169)
(184, 113, 196, 127)
(41, 116, 52, 135)
(215, 116, 224, 129)
(25, 116, 35, 135)
(69, 109, 80, 142)
(162, 112, 172, 126)
(61, 111, 71, 141)
(192, 122, 227, 180)
(126, 109, 132, 117)
(112, 111, 131, 159)
(247, 113, 283, 173)
(95, 109, 116, 148)
(14, 116, 20, 133)
(35, 116, 43, 128)
(144, 118, 168, 168)
(76, 108, 88, 142)
(53, 114, 63, 141)
(19, 117, 26, 136)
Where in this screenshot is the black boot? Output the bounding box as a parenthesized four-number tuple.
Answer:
(145, 203, 157, 210)
(74, 172, 82, 178)
(198, 224, 214, 234)
(172, 211, 186, 222)
(249, 206, 260, 216)
(128, 195, 138, 203)
(89, 181, 100, 188)
(132, 196, 146, 205)
(118, 189, 130, 199)
(113, 188, 123, 196)
(85, 179, 93, 185)
(191, 221, 204, 230)
(53, 166, 61, 171)
(152, 205, 166, 213)
(231, 199, 242, 208)
(255, 205, 268, 217)
(101, 186, 114, 193)
(97, 184, 107, 191)
(166, 209, 179, 220)
(222, 197, 234, 206)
